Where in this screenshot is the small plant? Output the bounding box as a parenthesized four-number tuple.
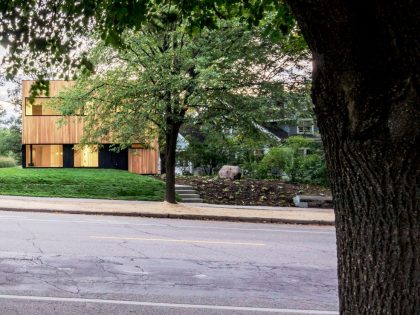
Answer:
(0, 156, 16, 168)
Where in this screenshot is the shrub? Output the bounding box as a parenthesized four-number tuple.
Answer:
(0, 156, 16, 168)
(285, 136, 314, 151)
(255, 147, 294, 179)
(254, 136, 330, 186)
(292, 154, 329, 186)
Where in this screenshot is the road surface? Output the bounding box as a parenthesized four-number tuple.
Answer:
(0, 211, 338, 314)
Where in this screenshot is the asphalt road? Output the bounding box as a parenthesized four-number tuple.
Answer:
(0, 211, 338, 315)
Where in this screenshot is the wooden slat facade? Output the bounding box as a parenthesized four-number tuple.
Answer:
(22, 116, 85, 144)
(22, 80, 159, 174)
(128, 148, 159, 174)
(22, 80, 84, 144)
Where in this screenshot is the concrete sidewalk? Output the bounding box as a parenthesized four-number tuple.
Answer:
(0, 195, 335, 225)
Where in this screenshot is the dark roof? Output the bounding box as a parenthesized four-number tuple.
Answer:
(261, 122, 289, 139)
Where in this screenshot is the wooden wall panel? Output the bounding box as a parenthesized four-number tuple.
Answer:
(22, 80, 81, 144)
(128, 148, 159, 174)
(22, 80, 75, 98)
(22, 116, 85, 144)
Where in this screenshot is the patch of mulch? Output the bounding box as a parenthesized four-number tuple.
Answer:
(175, 176, 331, 207)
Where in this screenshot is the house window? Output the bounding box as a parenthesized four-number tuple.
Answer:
(74, 145, 99, 167)
(26, 145, 63, 167)
(297, 119, 314, 135)
(25, 97, 61, 116)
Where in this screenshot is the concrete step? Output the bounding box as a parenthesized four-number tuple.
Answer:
(177, 193, 201, 199)
(181, 198, 204, 203)
(175, 190, 196, 194)
(175, 186, 194, 191)
(175, 184, 202, 203)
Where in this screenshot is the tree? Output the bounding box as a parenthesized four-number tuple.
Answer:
(179, 122, 277, 176)
(0, 120, 21, 162)
(52, 12, 307, 203)
(0, 76, 22, 163)
(286, 2, 419, 313)
(0, 1, 418, 313)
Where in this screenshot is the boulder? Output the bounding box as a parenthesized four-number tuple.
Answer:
(218, 165, 242, 180)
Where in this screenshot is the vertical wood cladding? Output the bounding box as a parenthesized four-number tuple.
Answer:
(22, 80, 159, 174)
(22, 115, 85, 144)
(22, 81, 84, 144)
(128, 148, 159, 174)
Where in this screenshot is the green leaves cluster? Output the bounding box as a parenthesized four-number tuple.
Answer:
(53, 15, 309, 150)
(255, 136, 329, 186)
(0, 119, 22, 163)
(0, 1, 299, 81)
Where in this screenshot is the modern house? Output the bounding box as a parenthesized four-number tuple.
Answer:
(21, 80, 159, 174)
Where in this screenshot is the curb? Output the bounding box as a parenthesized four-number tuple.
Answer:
(0, 207, 335, 226)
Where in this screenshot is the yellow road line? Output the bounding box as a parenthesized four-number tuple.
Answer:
(89, 236, 265, 246)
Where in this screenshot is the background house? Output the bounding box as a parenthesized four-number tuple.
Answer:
(261, 118, 320, 140)
(174, 118, 321, 175)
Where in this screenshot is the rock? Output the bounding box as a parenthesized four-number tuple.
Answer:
(218, 165, 242, 180)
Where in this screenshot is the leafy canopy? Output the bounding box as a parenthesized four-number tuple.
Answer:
(52, 11, 309, 149)
(0, 1, 300, 83)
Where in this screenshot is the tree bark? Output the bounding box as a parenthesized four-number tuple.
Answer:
(160, 152, 166, 174)
(165, 123, 181, 203)
(286, 1, 420, 313)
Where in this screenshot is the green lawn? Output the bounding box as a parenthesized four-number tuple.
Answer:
(0, 167, 165, 201)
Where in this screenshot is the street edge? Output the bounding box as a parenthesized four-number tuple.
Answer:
(0, 207, 335, 226)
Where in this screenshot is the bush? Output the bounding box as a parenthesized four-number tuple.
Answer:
(292, 154, 329, 186)
(253, 136, 330, 186)
(285, 136, 314, 151)
(255, 147, 294, 179)
(0, 156, 16, 168)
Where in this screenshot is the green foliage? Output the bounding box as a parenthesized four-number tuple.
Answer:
(293, 154, 329, 186)
(0, 122, 22, 163)
(179, 133, 232, 175)
(51, 14, 308, 150)
(0, 168, 165, 200)
(0, 156, 16, 168)
(285, 134, 314, 150)
(178, 122, 279, 176)
(256, 147, 294, 179)
(252, 136, 329, 186)
(0, 1, 302, 81)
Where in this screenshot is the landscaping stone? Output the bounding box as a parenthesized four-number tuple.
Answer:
(293, 195, 333, 208)
(218, 165, 242, 180)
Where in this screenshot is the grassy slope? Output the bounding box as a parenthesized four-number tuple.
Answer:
(0, 168, 165, 201)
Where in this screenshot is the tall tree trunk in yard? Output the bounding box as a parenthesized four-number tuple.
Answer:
(165, 123, 181, 203)
(286, 1, 419, 313)
(160, 152, 166, 174)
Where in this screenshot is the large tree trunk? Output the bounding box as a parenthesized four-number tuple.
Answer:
(286, 1, 419, 313)
(165, 123, 181, 203)
(160, 152, 166, 174)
